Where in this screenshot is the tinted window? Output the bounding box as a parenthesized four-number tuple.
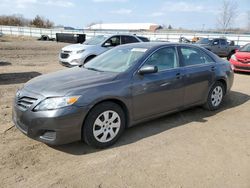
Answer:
(144, 47, 178, 71)
(138, 36, 150, 42)
(121, 36, 139, 44)
(106, 36, 121, 46)
(180, 47, 214, 66)
(212, 39, 220, 45)
(220, 39, 227, 45)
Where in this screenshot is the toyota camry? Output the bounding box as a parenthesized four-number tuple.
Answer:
(13, 42, 234, 148)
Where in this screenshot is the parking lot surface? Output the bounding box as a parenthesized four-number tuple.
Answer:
(0, 37, 249, 188)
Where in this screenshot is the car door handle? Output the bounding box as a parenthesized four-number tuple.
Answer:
(176, 73, 182, 79)
(211, 66, 216, 71)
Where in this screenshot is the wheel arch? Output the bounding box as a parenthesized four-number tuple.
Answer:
(84, 54, 97, 64)
(216, 78, 227, 95)
(81, 98, 130, 139)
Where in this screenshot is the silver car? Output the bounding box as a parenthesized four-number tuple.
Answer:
(59, 34, 149, 67)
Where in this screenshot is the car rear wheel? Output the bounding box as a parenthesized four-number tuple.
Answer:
(83, 102, 125, 148)
(204, 82, 225, 111)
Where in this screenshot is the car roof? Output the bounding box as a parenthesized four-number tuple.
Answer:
(97, 33, 146, 38)
(117, 42, 204, 50)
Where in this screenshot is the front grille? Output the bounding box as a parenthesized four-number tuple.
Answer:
(238, 60, 250, 64)
(60, 53, 70, 59)
(237, 58, 250, 64)
(62, 50, 72, 53)
(235, 65, 250, 70)
(17, 96, 37, 111)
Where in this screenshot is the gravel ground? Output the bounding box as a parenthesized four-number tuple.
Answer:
(0, 36, 250, 188)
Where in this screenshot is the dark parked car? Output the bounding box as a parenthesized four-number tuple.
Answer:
(196, 38, 240, 60)
(13, 43, 234, 148)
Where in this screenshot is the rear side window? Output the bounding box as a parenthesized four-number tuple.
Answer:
(121, 36, 139, 44)
(138, 36, 150, 42)
(179, 47, 214, 66)
(144, 47, 178, 71)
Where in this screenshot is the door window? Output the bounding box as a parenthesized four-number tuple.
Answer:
(212, 39, 220, 45)
(121, 36, 139, 44)
(220, 39, 227, 45)
(144, 47, 178, 71)
(106, 36, 121, 47)
(180, 47, 214, 66)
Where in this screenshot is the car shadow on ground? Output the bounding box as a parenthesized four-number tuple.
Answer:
(234, 71, 250, 76)
(53, 90, 250, 155)
(0, 61, 12, 66)
(0, 72, 41, 85)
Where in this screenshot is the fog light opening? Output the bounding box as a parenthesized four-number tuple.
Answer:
(40, 130, 56, 141)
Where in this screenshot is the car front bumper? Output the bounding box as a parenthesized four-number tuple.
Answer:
(230, 59, 250, 72)
(59, 52, 88, 67)
(12, 103, 87, 145)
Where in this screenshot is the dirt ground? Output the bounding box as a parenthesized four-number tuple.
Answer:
(0, 36, 250, 188)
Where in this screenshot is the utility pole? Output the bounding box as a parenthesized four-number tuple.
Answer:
(248, 11, 250, 31)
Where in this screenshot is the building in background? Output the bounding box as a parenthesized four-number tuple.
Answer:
(85, 23, 162, 32)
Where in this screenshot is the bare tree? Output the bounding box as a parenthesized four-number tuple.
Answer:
(217, 0, 238, 33)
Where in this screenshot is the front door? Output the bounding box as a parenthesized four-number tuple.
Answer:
(131, 47, 185, 120)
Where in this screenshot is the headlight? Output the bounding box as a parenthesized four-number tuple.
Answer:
(231, 54, 237, 61)
(34, 96, 80, 111)
(76, 49, 85, 54)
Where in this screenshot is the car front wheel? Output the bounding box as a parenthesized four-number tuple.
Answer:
(83, 102, 125, 148)
(204, 82, 225, 111)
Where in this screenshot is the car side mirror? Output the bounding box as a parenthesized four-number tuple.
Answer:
(213, 41, 219, 45)
(103, 42, 112, 47)
(138, 65, 158, 75)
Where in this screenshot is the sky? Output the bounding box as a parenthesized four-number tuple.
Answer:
(0, 0, 249, 29)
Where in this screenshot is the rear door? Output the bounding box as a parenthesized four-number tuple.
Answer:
(178, 46, 216, 106)
(131, 46, 185, 120)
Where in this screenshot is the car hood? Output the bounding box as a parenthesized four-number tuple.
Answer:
(24, 67, 119, 97)
(235, 52, 250, 60)
(62, 43, 96, 51)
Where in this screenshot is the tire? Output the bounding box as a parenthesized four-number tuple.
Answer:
(84, 55, 96, 64)
(227, 51, 234, 60)
(204, 82, 225, 111)
(83, 102, 125, 148)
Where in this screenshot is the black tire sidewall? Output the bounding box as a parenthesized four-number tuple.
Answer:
(83, 102, 125, 148)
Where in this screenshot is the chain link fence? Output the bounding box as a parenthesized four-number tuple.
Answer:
(0, 25, 250, 46)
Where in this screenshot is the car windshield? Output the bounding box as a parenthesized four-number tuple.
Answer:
(196, 38, 211, 44)
(84, 35, 108, 45)
(240, 44, 250, 52)
(84, 47, 148, 73)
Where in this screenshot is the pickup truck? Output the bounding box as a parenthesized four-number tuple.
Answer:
(196, 38, 240, 60)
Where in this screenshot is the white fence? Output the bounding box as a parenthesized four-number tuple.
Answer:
(1, 25, 250, 46)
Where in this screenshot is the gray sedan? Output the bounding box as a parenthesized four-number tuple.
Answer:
(13, 42, 234, 148)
